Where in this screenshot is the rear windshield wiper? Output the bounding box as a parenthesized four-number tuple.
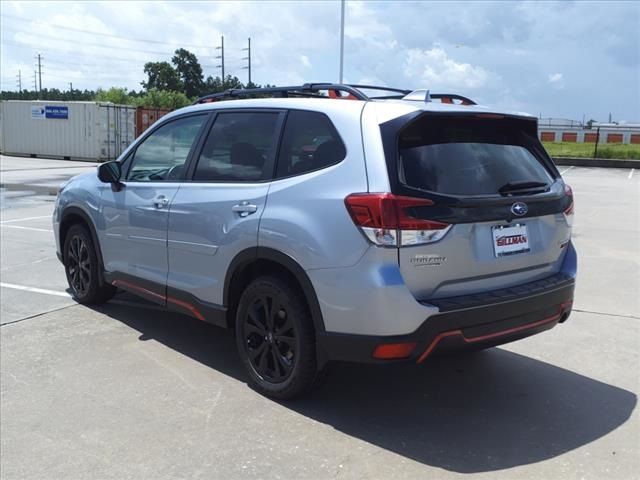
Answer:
(498, 181, 549, 195)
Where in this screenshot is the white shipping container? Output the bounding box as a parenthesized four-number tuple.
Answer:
(0, 100, 136, 161)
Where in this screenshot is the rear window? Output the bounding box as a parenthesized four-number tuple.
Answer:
(398, 116, 553, 195)
(276, 110, 346, 178)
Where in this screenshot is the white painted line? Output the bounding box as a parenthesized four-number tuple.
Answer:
(0, 215, 51, 224)
(0, 282, 71, 298)
(1, 225, 53, 233)
(559, 166, 574, 175)
(629, 169, 635, 179)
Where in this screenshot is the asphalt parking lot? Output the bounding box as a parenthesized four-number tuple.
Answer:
(1, 156, 638, 479)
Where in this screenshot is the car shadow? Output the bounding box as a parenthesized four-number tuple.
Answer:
(95, 297, 636, 474)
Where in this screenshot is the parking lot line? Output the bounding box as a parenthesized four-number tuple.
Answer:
(0, 215, 52, 224)
(629, 169, 635, 179)
(559, 166, 574, 175)
(1, 225, 53, 233)
(0, 282, 71, 298)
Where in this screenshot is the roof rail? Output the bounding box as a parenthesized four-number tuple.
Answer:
(346, 84, 412, 99)
(193, 83, 366, 104)
(402, 90, 477, 105)
(192, 83, 476, 106)
(192, 83, 417, 104)
(431, 93, 476, 105)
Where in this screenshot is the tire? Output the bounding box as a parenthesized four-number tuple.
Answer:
(63, 224, 116, 304)
(235, 275, 319, 399)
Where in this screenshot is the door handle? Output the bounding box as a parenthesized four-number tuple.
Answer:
(153, 195, 169, 209)
(232, 201, 258, 217)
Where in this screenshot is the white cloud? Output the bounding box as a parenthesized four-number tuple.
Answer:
(403, 47, 494, 89)
(300, 55, 311, 69)
(548, 72, 565, 89)
(548, 73, 563, 83)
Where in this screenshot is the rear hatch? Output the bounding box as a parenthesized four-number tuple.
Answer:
(381, 112, 573, 300)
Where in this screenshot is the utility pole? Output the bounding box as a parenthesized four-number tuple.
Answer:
(32, 70, 38, 92)
(242, 37, 251, 85)
(35, 53, 43, 93)
(69, 82, 73, 100)
(216, 35, 225, 82)
(339, 0, 345, 83)
(16, 70, 22, 92)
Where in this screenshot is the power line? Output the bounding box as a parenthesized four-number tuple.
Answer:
(4, 39, 247, 73)
(3, 25, 218, 58)
(1, 13, 216, 50)
(2, 40, 161, 64)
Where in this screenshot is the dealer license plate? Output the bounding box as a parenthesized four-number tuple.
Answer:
(492, 224, 530, 257)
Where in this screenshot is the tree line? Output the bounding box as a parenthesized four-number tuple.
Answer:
(0, 48, 271, 110)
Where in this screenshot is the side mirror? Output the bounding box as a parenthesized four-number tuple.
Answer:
(98, 161, 122, 184)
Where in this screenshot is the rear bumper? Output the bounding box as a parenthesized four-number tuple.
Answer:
(318, 271, 575, 364)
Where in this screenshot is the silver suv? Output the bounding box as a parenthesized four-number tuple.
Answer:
(54, 83, 577, 399)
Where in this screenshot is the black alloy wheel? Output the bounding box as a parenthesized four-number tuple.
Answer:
(242, 294, 296, 383)
(63, 224, 116, 304)
(235, 276, 319, 399)
(66, 234, 91, 298)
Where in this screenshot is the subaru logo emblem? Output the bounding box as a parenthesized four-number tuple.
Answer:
(511, 202, 528, 216)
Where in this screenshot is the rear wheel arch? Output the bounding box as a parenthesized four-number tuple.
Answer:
(224, 248, 325, 335)
(60, 207, 106, 285)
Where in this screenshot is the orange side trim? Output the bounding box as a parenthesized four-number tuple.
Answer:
(167, 296, 206, 322)
(112, 279, 165, 302)
(112, 279, 206, 321)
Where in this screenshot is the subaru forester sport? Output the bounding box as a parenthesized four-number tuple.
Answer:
(54, 84, 576, 399)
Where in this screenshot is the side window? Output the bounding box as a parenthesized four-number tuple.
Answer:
(127, 115, 206, 182)
(193, 112, 279, 182)
(276, 110, 346, 178)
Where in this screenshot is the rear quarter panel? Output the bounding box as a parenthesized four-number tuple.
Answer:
(258, 102, 370, 270)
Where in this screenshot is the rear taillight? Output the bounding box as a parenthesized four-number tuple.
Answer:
(563, 184, 574, 226)
(344, 193, 451, 247)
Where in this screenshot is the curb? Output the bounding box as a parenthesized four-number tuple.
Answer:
(552, 157, 639, 168)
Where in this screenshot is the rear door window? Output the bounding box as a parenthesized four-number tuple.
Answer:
(399, 116, 553, 196)
(276, 110, 346, 178)
(193, 112, 280, 182)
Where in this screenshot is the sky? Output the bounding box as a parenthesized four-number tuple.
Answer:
(1, 0, 639, 122)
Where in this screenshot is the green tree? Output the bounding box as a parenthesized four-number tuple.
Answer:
(222, 74, 243, 90)
(1, 88, 96, 101)
(172, 48, 204, 97)
(142, 61, 181, 92)
(94, 87, 134, 104)
(201, 75, 244, 95)
(135, 88, 191, 109)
